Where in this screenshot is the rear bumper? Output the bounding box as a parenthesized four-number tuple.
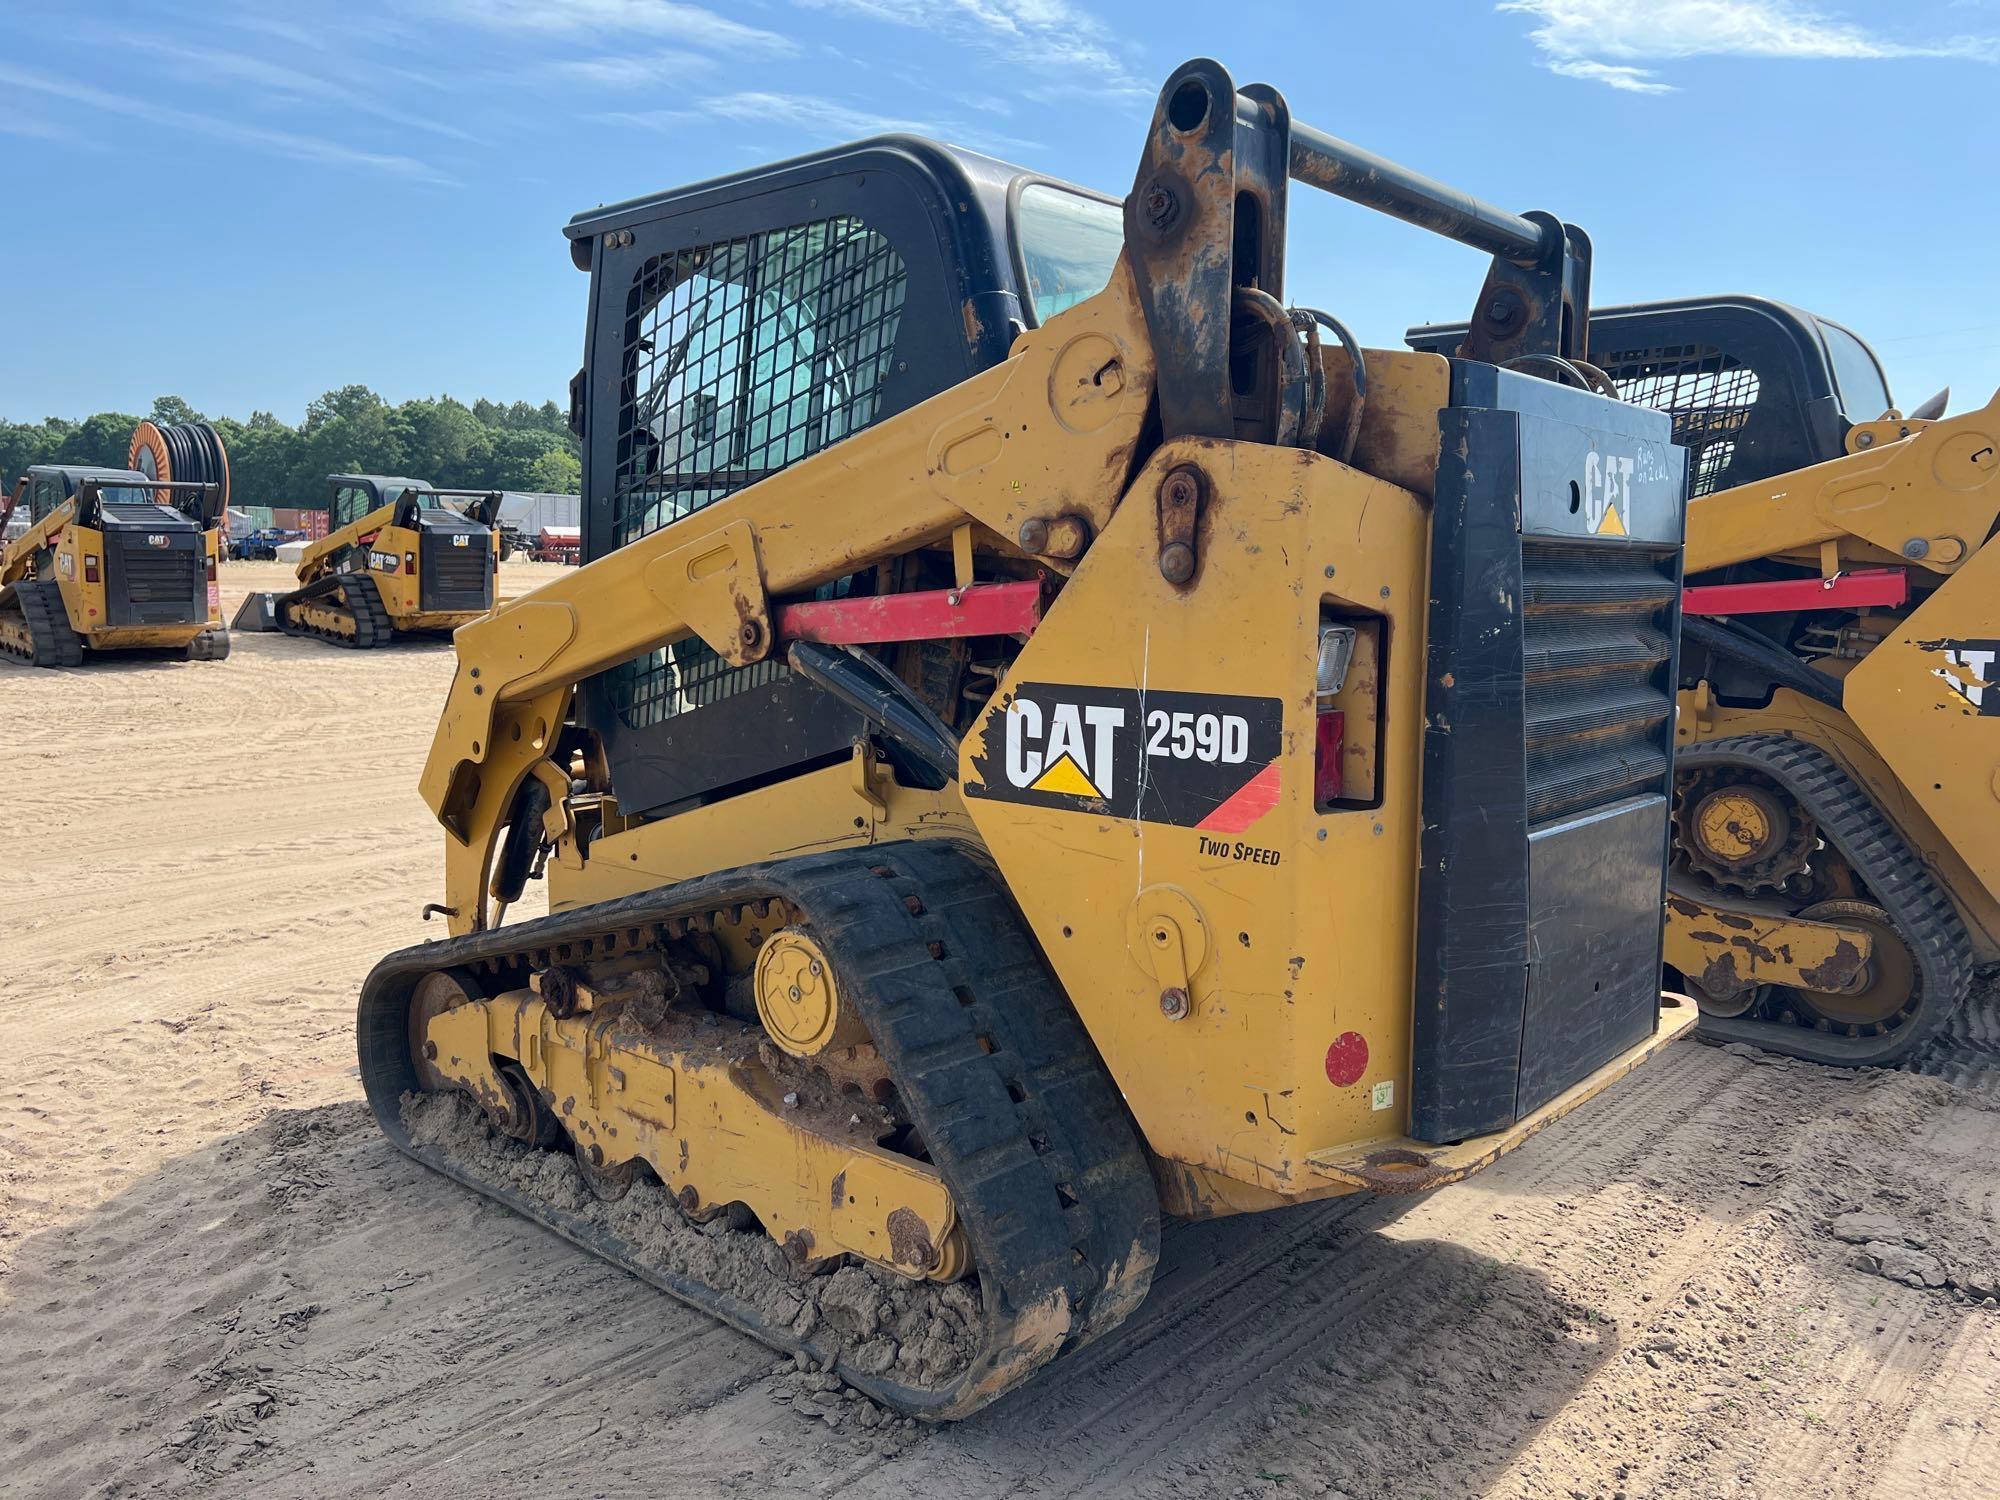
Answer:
(1303, 993, 1697, 1194)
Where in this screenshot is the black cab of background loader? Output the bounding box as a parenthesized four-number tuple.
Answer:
(1413, 296, 1901, 498)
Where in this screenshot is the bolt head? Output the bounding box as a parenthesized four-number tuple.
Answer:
(1017, 517, 1050, 553)
(587, 1144, 605, 1166)
(1159, 987, 1190, 1020)
(1159, 542, 1195, 584)
(1903, 537, 1931, 559)
(1161, 470, 1200, 508)
(738, 620, 761, 646)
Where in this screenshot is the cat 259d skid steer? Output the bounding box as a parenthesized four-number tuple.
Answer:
(232, 474, 502, 647)
(0, 463, 227, 666)
(358, 59, 1698, 1419)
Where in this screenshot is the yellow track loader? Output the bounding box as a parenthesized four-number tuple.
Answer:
(0, 463, 227, 666)
(233, 475, 501, 646)
(1412, 300, 2000, 1066)
(1593, 301, 1998, 1067)
(359, 59, 1699, 1418)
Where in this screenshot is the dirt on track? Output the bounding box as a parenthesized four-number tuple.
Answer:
(3, 559, 1999, 1499)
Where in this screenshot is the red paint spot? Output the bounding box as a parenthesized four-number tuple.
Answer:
(1196, 761, 1281, 834)
(1325, 1031, 1369, 1087)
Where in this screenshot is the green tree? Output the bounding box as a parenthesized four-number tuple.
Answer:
(148, 395, 204, 426)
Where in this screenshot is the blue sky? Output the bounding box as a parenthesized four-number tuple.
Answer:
(0, 0, 1993, 423)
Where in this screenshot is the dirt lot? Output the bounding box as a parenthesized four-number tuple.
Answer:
(3, 559, 1999, 1499)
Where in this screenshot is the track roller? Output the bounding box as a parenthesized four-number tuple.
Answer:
(358, 841, 1160, 1419)
(1672, 735, 1976, 1065)
(0, 581, 86, 668)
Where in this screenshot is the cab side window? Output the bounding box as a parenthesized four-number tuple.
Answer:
(333, 485, 371, 529)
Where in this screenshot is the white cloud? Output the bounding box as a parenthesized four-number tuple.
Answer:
(546, 50, 719, 88)
(599, 91, 937, 137)
(1546, 58, 1675, 92)
(1503, 0, 1999, 90)
(104, 36, 480, 143)
(0, 63, 452, 183)
(791, 0, 1143, 94)
(433, 0, 797, 55)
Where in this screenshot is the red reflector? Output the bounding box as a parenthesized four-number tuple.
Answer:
(1314, 709, 1345, 804)
(206, 557, 218, 581)
(83, 554, 100, 584)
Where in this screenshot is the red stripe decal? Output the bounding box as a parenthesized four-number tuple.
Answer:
(1683, 568, 1907, 617)
(1195, 761, 1281, 834)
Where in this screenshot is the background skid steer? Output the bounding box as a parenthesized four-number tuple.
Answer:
(1417, 300, 2000, 1068)
(0, 461, 227, 667)
(233, 474, 501, 647)
(358, 58, 1698, 1420)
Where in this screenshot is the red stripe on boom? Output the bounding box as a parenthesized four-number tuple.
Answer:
(1683, 568, 1907, 617)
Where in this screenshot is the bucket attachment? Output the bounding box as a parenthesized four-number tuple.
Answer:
(232, 591, 287, 632)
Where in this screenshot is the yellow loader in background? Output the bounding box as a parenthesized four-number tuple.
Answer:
(1, 459, 227, 667)
(1412, 299, 1999, 1068)
(233, 474, 502, 647)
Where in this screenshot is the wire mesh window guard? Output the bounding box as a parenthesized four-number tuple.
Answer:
(604, 215, 906, 730)
(1597, 342, 1761, 497)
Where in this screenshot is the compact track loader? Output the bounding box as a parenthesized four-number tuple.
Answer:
(233, 475, 501, 646)
(1413, 300, 2000, 1066)
(0, 462, 227, 666)
(360, 59, 1699, 1418)
(1599, 301, 1998, 1066)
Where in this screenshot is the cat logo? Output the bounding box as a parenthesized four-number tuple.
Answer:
(969, 684, 1284, 830)
(1005, 699, 1123, 800)
(147, 534, 172, 548)
(1926, 638, 2000, 715)
(451, 534, 471, 547)
(1582, 451, 1634, 537)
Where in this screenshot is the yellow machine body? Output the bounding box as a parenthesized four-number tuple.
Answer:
(1661, 392, 2000, 1059)
(0, 468, 226, 665)
(359, 57, 1697, 1419)
(295, 502, 502, 634)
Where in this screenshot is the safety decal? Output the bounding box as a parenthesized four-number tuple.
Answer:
(966, 684, 1285, 830)
(1922, 637, 2000, 715)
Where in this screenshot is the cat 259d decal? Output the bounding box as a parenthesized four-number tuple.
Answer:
(967, 684, 1284, 833)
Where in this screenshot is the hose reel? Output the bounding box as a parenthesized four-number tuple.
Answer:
(129, 420, 232, 520)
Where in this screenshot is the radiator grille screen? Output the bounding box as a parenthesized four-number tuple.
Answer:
(121, 549, 199, 605)
(1521, 540, 1679, 826)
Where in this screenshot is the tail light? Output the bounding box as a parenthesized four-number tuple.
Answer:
(83, 554, 100, 584)
(1315, 623, 1356, 806)
(206, 555, 218, 581)
(405, 551, 416, 573)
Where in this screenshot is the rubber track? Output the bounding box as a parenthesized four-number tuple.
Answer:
(281, 570, 391, 648)
(1680, 734, 1975, 1066)
(4, 581, 86, 668)
(356, 840, 1160, 1419)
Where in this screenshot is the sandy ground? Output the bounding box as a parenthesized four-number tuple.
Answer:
(3, 558, 1999, 1499)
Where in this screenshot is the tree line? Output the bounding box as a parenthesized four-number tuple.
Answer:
(1, 387, 582, 509)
